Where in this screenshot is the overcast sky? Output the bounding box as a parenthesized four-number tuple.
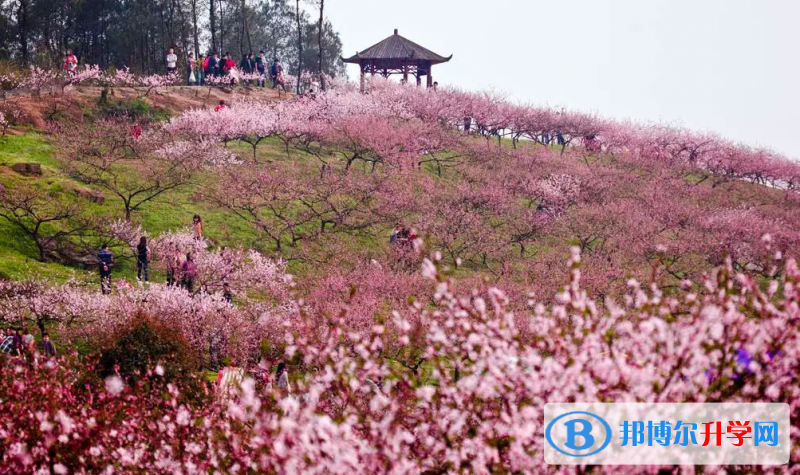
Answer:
(324, 0, 800, 158)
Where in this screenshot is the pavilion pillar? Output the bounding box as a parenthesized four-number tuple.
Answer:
(402, 64, 408, 84)
(359, 64, 366, 92)
(427, 72, 433, 89)
(416, 75, 421, 87)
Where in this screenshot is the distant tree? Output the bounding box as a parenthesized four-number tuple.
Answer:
(55, 120, 197, 221)
(294, 0, 302, 94)
(0, 183, 95, 262)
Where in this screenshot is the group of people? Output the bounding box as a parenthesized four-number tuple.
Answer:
(60, 48, 287, 91)
(182, 49, 287, 90)
(98, 214, 229, 299)
(390, 223, 417, 250)
(0, 327, 57, 360)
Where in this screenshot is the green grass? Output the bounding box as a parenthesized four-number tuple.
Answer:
(0, 132, 329, 283)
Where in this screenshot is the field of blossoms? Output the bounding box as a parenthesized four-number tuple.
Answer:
(0, 69, 798, 473)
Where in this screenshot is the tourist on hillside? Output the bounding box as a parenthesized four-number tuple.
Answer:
(23, 327, 34, 355)
(240, 53, 254, 85)
(256, 51, 267, 87)
(130, 123, 142, 139)
(63, 50, 78, 76)
(40, 333, 57, 358)
(181, 252, 198, 293)
(192, 214, 203, 239)
(222, 282, 233, 304)
(97, 244, 114, 294)
(197, 54, 206, 85)
(433, 81, 439, 91)
(270, 59, 280, 89)
(275, 361, 291, 397)
(136, 236, 151, 282)
(214, 100, 226, 112)
(166, 243, 180, 287)
(0, 330, 19, 356)
(13, 328, 24, 357)
(187, 52, 197, 86)
(205, 53, 218, 78)
(166, 48, 178, 74)
(222, 53, 235, 74)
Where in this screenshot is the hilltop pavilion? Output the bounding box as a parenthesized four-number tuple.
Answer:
(342, 29, 452, 90)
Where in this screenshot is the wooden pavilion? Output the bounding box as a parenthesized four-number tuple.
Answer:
(342, 29, 452, 90)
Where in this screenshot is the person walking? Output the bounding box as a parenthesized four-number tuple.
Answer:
(240, 53, 254, 85)
(166, 243, 180, 287)
(181, 253, 197, 293)
(136, 236, 150, 282)
(40, 333, 57, 358)
(223, 53, 236, 85)
(270, 59, 280, 89)
(166, 48, 178, 74)
(275, 361, 291, 397)
(0, 330, 18, 356)
(222, 282, 233, 304)
(22, 327, 34, 355)
(12, 328, 24, 358)
(192, 214, 203, 239)
(63, 50, 78, 77)
(197, 54, 206, 85)
(98, 244, 114, 294)
(255, 51, 267, 87)
(186, 52, 197, 86)
(205, 53, 217, 79)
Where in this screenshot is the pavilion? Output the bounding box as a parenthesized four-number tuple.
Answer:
(342, 29, 452, 90)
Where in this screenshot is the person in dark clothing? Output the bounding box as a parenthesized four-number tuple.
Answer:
(40, 333, 56, 358)
(255, 51, 267, 87)
(222, 282, 233, 304)
(136, 236, 150, 282)
(270, 59, 279, 89)
(208, 53, 220, 77)
(0, 332, 17, 355)
(181, 252, 197, 293)
(98, 244, 114, 294)
(240, 54, 254, 86)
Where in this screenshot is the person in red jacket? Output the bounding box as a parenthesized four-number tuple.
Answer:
(214, 100, 226, 112)
(130, 123, 142, 139)
(63, 50, 78, 76)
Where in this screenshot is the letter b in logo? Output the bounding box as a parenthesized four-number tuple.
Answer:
(545, 411, 612, 457)
(564, 419, 595, 450)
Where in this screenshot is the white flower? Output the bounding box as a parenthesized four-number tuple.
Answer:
(155, 365, 165, 376)
(53, 463, 68, 474)
(104, 375, 124, 396)
(421, 258, 437, 280)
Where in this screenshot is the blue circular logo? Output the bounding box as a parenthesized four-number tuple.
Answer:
(545, 411, 612, 457)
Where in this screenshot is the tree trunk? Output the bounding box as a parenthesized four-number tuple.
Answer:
(318, 0, 325, 90)
(295, 0, 302, 94)
(210, 0, 217, 52)
(191, 0, 199, 56)
(17, 0, 30, 65)
(219, 0, 225, 54)
(242, 0, 252, 54)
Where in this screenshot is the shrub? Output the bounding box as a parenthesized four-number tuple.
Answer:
(96, 96, 170, 123)
(97, 313, 198, 383)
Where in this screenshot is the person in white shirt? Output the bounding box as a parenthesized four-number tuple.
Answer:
(166, 48, 178, 74)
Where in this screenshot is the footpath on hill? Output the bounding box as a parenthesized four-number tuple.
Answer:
(6, 85, 287, 129)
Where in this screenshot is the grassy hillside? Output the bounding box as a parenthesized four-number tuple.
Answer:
(1, 84, 797, 307)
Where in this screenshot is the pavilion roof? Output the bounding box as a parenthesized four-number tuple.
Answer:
(342, 30, 452, 65)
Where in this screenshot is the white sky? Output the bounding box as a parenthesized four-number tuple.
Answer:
(324, 0, 800, 158)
